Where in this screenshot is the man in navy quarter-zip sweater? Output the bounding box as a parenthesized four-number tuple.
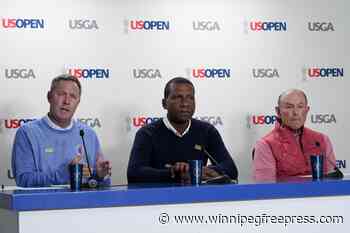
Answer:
(127, 77, 238, 184)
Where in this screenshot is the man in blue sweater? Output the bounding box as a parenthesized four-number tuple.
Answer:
(12, 74, 111, 187)
(127, 77, 238, 183)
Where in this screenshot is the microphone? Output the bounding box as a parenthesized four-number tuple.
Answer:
(315, 141, 343, 179)
(194, 144, 234, 184)
(79, 130, 98, 188)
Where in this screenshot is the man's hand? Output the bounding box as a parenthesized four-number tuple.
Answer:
(70, 155, 82, 165)
(96, 159, 112, 179)
(202, 167, 220, 181)
(168, 162, 190, 184)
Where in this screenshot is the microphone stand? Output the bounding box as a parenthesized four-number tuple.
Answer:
(80, 130, 98, 188)
(194, 144, 234, 184)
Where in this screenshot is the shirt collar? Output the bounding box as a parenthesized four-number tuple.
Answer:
(44, 115, 74, 131)
(162, 116, 191, 138)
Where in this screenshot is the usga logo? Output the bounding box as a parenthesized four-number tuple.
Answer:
(133, 69, 162, 79)
(310, 114, 336, 124)
(194, 116, 223, 126)
(252, 68, 280, 78)
(77, 118, 102, 128)
(69, 19, 99, 30)
(193, 21, 220, 31)
(5, 69, 36, 79)
(308, 22, 334, 32)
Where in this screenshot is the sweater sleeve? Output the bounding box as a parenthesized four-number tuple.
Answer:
(12, 127, 68, 187)
(127, 128, 173, 183)
(252, 139, 277, 182)
(206, 126, 238, 180)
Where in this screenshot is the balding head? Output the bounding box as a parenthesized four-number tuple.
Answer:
(278, 89, 308, 107)
(275, 89, 310, 130)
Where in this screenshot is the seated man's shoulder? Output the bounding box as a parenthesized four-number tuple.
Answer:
(262, 129, 275, 139)
(305, 126, 326, 136)
(253, 130, 276, 150)
(305, 127, 332, 144)
(75, 120, 96, 134)
(255, 137, 270, 148)
(18, 118, 43, 133)
(191, 118, 214, 129)
(136, 118, 164, 135)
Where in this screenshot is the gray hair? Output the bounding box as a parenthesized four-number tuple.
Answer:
(277, 89, 308, 106)
(50, 74, 81, 96)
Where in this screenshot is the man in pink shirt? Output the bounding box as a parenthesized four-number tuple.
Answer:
(252, 89, 337, 182)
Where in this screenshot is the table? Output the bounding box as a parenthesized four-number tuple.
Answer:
(1, 178, 350, 233)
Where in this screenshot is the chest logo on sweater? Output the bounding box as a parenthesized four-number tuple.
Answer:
(44, 147, 54, 154)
